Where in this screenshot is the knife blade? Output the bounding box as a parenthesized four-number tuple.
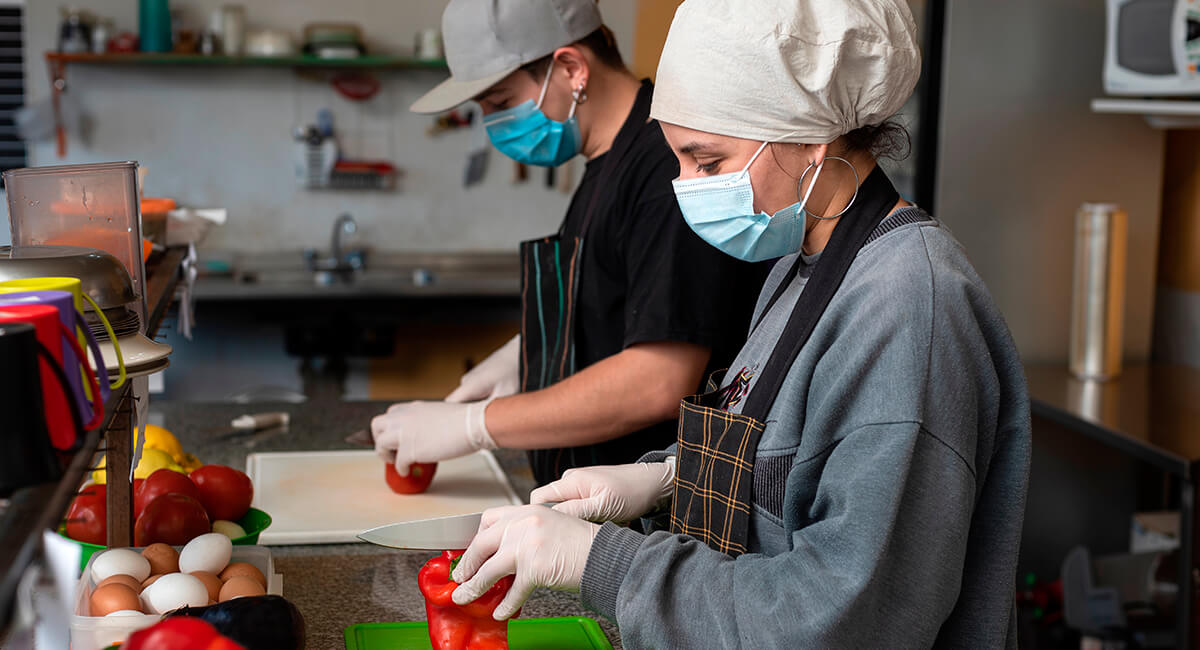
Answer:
(357, 511, 485, 550)
(357, 503, 560, 550)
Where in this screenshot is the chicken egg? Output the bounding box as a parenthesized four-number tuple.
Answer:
(96, 573, 143, 594)
(142, 574, 163, 590)
(218, 562, 267, 590)
(218, 575, 266, 602)
(178, 533, 232, 575)
(189, 571, 223, 602)
(211, 520, 247, 539)
(104, 610, 144, 617)
(141, 543, 180, 575)
(89, 583, 142, 616)
(91, 548, 151, 583)
(141, 573, 209, 614)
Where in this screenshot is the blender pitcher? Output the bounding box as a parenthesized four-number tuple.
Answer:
(4, 162, 147, 330)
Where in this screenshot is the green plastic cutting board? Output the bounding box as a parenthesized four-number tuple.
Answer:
(344, 617, 613, 650)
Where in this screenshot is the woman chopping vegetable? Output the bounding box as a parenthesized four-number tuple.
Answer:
(444, 1, 1032, 647)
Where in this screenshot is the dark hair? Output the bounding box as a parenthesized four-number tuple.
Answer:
(840, 120, 911, 161)
(519, 26, 625, 79)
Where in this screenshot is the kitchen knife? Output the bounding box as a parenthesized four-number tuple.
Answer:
(357, 503, 560, 550)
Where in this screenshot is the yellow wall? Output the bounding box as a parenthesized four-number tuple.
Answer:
(632, 1, 684, 80)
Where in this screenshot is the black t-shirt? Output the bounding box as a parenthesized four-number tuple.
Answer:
(544, 80, 769, 477)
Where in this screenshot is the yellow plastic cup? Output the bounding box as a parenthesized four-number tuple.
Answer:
(0, 277, 126, 389)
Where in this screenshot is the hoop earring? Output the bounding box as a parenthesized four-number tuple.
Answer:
(797, 156, 860, 221)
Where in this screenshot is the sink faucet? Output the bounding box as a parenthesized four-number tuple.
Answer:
(304, 213, 366, 279)
(331, 213, 357, 264)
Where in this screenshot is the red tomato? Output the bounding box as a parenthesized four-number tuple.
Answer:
(65, 483, 106, 545)
(189, 465, 254, 522)
(134, 493, 211, 546)
(135, 469, 202, 519)
(385, 462, 437, 494)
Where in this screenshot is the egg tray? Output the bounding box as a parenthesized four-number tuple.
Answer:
(70, 545, 282, 650)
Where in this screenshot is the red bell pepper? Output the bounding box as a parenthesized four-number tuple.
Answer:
(418, 550, 520, 650)
(123, 617, 245, 650)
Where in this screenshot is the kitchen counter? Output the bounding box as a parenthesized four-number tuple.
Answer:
(152, 399, 623, 649)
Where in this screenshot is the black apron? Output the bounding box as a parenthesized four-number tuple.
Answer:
(668, 165, 901, 556)
(518, 83, 653, 486)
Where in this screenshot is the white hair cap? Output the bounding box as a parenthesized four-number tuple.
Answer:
(651, 0, 922, 144)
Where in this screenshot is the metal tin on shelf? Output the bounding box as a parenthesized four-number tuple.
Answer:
(1069, 203, 1128, 381)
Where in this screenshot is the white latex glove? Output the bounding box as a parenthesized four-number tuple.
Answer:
(450, 505, 600, 620)
(446, 335, 521, 403)
(371, 400, 496, 475)
(530, 459, 676, 523)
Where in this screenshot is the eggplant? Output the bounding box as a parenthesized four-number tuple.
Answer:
(166, 595, 306, 650)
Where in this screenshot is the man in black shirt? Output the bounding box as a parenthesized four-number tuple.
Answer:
(372, 0, 764, 486)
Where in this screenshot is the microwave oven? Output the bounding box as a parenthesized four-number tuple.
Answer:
(1105, 0, 1200, 95)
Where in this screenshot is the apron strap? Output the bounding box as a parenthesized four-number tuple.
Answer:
(740, 165, 900, 422)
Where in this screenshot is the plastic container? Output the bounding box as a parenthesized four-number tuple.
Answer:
(70, 544, 282, 650)
(4, 162, 147, 330)
(60, 507, 272, 572)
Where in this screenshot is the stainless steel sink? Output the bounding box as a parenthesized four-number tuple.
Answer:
(198, 250, 521, 300)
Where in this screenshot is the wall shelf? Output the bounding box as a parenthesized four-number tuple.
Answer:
(1091, 98, 1200, 129)
(45, 52, 448, 70)
(44, 52, 447, 157)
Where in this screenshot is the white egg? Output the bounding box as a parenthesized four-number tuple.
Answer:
(91, 549, 151, 584)
(141, 573, 208, 614)
(104, 610, 144, 617)
(178, 533, 232, 575)
(211, 520, 247, 539)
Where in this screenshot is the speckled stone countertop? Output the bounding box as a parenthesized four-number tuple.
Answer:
(151, 400, 622, 650)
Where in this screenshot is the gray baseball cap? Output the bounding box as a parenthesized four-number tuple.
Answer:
(410, 0, 603, 114)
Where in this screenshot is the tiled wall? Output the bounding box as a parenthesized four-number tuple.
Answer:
(23, 0, 636, 254)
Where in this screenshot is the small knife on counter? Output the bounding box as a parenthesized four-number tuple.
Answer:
(357, 503, 560, 550)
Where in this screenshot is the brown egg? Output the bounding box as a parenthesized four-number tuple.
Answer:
(218, 575, 266, 602)
(89, 583, 142, 616)
(141, 574, 163, 589)
(189, 571, 223, 602)
(219, 562, 267, 590)
(96, 573, 143, 594)
(141, 543, 179, 575)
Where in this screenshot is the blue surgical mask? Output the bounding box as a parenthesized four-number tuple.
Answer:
(672, 142, 825, 262)
(483, 59, 582, 167)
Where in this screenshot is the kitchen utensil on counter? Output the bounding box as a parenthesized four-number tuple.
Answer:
(0, 305, 101, 444)
(1070, 203, 1128, 381)
(0, 323, 76, 496)
(245, 450, 522, 545)
(345, 618, 614, 650)
(4, 162, 147, 328)
(0, 277, 123, 391)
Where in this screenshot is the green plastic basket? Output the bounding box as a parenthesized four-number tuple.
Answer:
(59, 507, 272, 571)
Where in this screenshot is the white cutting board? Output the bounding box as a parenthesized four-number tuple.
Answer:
(245, 450, 522, 545)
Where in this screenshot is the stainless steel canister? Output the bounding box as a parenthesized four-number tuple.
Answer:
(1069, 203, 1128, 380)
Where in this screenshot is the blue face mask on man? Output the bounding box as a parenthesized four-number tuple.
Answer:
(672, 142, 841, 263)
(483, 59, 582, 167)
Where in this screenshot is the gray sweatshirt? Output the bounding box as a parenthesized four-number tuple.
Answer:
(579, 210, 1031, 648)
